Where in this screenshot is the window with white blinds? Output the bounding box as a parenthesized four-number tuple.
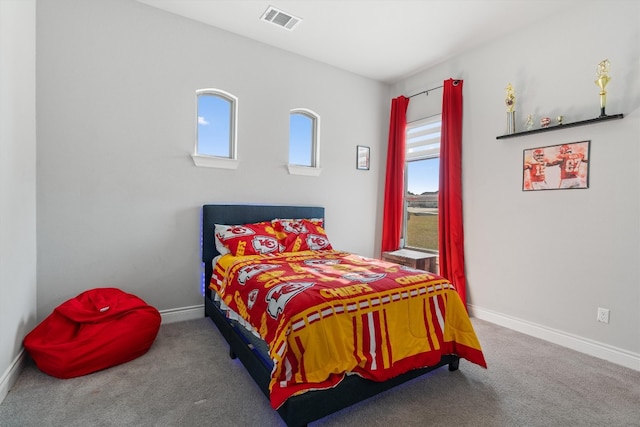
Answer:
(406, 114, 441, 161)
(403, 114, 441, 252)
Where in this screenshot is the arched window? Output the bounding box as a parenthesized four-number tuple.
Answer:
(192, 89, 238, 169)
(288, 108, 321, 176)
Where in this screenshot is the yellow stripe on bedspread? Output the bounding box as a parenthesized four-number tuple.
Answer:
(271, 277, 482, 381)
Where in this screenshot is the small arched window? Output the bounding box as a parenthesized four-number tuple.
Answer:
(288, 108, 321, 176)
(192, 89, 238, 169)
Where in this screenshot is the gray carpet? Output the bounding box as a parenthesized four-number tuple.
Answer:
(1, 317, 638, 427)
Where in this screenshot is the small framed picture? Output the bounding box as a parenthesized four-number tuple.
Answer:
(523, 140, 590, 191)
(357, 145, 370, 170)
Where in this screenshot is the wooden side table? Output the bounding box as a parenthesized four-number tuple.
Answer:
(382, 249, 438, 273)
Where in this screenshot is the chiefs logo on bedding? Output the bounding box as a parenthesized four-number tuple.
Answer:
(399, 265, 424, 273)
(303, 258, 340, 266)
(279, 220, 308, 234)
(342, 271, 386, 283)
(251, 236, 279, 254)
(238, 264, 279, 285)
(217, 226, 255, 240)
(306, 234, 330, 251)
(266, 282, 314, 319)
(247, 289, 259, 310)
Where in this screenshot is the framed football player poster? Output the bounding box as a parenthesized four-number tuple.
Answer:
(523, 140, 590, 191)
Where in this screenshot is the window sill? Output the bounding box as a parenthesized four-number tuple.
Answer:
(192, 154, 239, 170)
(287, 164, 322, 176)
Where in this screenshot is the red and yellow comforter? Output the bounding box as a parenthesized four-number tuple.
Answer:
(211, 250, 486, 408)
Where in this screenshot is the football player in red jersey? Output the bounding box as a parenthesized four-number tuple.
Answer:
(548, 144, 588, 188)
(524, 149, 550, 190)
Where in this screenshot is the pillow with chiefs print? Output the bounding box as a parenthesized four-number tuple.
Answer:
(273, 218, 333, 252)
(214, 222, 282, 256)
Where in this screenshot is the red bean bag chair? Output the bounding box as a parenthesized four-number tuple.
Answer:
(24, 288, 161, 379)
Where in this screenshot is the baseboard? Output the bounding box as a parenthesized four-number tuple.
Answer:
(0, 349, 26, 405)
(468, 304, 640, 372)
(159, 304, 204, 324)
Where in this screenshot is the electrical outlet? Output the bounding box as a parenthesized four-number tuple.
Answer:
(597, 307, 610, 324)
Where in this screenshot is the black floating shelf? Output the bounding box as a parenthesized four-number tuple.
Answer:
(496, 113, 624, 140)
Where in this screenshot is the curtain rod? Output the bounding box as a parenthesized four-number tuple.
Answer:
(407, 112, 441, 124)
(408, 85, 443, 98)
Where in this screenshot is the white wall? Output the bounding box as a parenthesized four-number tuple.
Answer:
(35, 0, 389, 318)
(0, 0, 37, 401)
(14, 2, 638, 401)
(393, 1, 640, 369)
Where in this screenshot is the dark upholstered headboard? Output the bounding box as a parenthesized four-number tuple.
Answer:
(201, 204, 325, 292)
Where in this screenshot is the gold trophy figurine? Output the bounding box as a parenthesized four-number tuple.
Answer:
(505, 83, 516, 134)
(595, 59, 611, 117)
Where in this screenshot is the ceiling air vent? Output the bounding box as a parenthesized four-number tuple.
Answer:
(261, 5, 302, 31)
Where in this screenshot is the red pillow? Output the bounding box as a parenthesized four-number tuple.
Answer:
(273, 219, 333, 252)
(214, 222, 281, 256)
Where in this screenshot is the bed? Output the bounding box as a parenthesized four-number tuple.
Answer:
(202, 204, 486, 427)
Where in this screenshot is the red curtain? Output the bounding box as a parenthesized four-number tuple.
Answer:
(438, 79, 467, 306)
(381, 96, 410, 252)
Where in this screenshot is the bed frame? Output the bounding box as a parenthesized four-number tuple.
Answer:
(202, 204, 459, 427)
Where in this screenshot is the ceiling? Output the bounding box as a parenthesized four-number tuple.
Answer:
(137, 0, 577, 84)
